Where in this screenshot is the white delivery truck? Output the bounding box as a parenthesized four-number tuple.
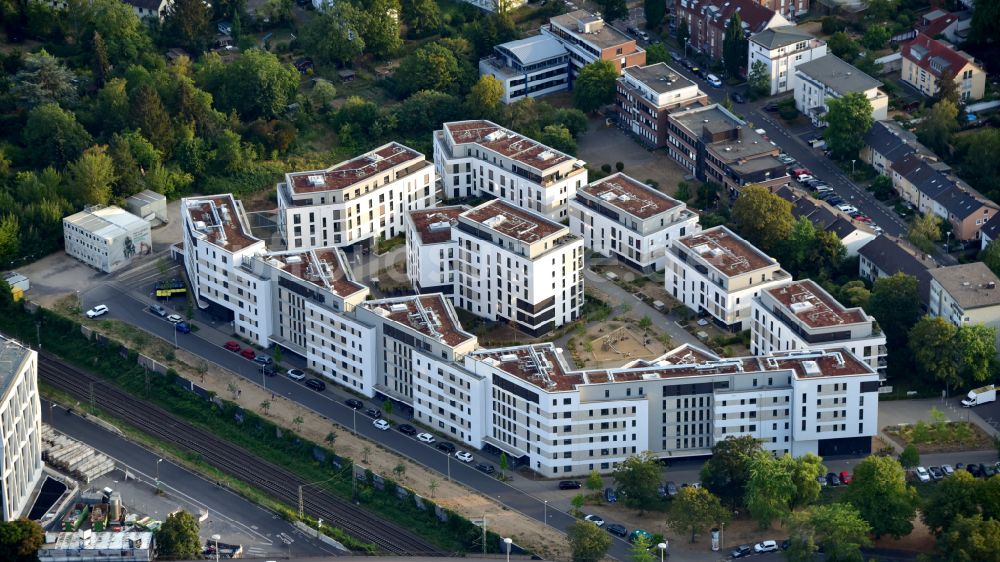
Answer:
(961, 384, 996, 407)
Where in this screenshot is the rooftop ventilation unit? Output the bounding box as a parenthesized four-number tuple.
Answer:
(390, 303, 409, 313)
(499, 353, 519, 362)
(194, 220, 207, 232)
(600, 192, 618, 201)
(428, 221, 451, 231)
(366, 153, 384, 163)
(308, 175, 325, 187)
(790, 301, 814, 313)
(285, 255, 303, 264)
(484, 215, 506, 229)
(802, 361, 822, 377)
(693, 243, 712, 255)
(538, 150, 555, 161)
(618, 194, 631, 202)
(484, 130, 506, 142)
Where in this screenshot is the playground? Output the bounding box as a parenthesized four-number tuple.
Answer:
(573, 322, 670, 368)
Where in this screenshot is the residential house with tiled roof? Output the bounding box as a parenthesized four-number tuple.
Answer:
(980, 213, 1000, 250)
(930, 185, 998, 241)
(901, 33, 985, 101)
(674, 0, 789, 62)
(857, 235, 937, 305)
(889, 152, 952, 206)
(775, 186, 876, 255)
(861, 121, 940, 177)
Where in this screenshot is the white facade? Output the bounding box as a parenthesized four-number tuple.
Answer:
(404, 206, 466, 294)
(0, 335, 42, 522)
(570, 173, 701, 272)
(40, 531, 154, 562)
(748, 27, 828, 95)
(665, 226, 792, 331)
(63, 206, 151, 273)
(459, 0, 526, 13)
(479, 35, 570, 104)
(452, 200, 584, 337)
(751, 280, 887, 374)
(434, 121, 587, 221)
(277, 143, 436, 251)
(794, 55, 889, 126)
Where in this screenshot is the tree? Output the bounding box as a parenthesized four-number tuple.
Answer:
(843, 456, 919, 539)
(862, 25, 890, 50)
(823, 92, 874, 160)
(630, 534, 654, 562)
(665, 486, 730, 543)
(781, 453, 825, 508)
(303, 3, 366, 66)
(570, 493, 585, 516)
(748, 59, 769, 98)
(395, 90, 459, 135)
(567, 519, 612, 562)
(871, 174, 894, 200)
(786, 503, 871, 562)
(574, 60, 617, 114)
(0, 215, 20, 267)
(0, 518, 44, 562)
(12, 50, 78, 109)
(361, 0, 403, 59)
(312, 80, 338, 109)
(258, 0, 293, 26)
(162, 0, 214, 53)
(539, 124, 576, 155)
(68, 146, 116, 206)
(918, 100, 959, 155)
(827, 32, 859, 62)
(937, 515, 1000, 562)
(645, 43, 671, 65)
(898, 444, 919, 469)
(934, 73, 961, 106)
(382, 400, 393, 416)
(922, 469, 980, 536)
(979, 239, 1000, 278)
(676, 18, 689, 48)
(907, 212, 941, 253)
(971, 0, 1000, 42)
(612, 451, 661, 509)
(92, 31, 110, 88)
(205, 49, 299, 119)
(129, 83, 174, 154)
(644, 0, 665, 30)
(393, 462, 406, 480)
(394, 42, 461, 97)
(722, 12, 747, 78)
(586, 469, 603, 492)
(156, 511, 201, 560)
(402, 0, 442, 38)
(499, 452, 509, 476)
(745, 452, 796, 528)
(23, 103, 93, 167)
(910, 315, 961, 387)
(956, 324, 997, 384)
(466, 75, 504, 120)
(595, 0, 627, 21)
(260, 400, 271, 414)
(867, 273, 921, 351)
(84, 0, 153, 66)
(732, 184, 795, 255)
(700, 435, 761, 509)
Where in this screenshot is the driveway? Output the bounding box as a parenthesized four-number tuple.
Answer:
(577, 120, 691, 196)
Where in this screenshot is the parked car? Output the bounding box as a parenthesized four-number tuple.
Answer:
(731, 91, 747, 104)
(261, 366, 276, 377)
(914, 466, 931, 482)
(223, 341, 241, 352)
(605, 488, 618, 503)
(928, 466, 944, 480)
(345, 399, 364, 410)
(559, 480, 582, 490)
(790, 167, 813, 179)
(417, 432, 436, 444)
(175, 322, 191, 334)
(837, 204, 859, 214)
(477, 463, 496, 475)
(455, 450, 474, 463)
(150, 304, 167, 317)
(982, 465, 997, 477)
(689, 66, 702, 78)
(755, 540, 779, 553)
(777, 154, 795, 165)
(827, 472, 840, 487)
(763, 102, 780, 112)
(86, 305, 109, 318)
(666, 481, 678, 497)
(253, 355, 273, 365)
(967, 463, 982, 477)
(287, 368, 306, 381)
(730, 544, 752, 558)
(373, 419, 390, 431)
(166, 314, 183, 323)
(305, 378, 326, 391)
(956, 462, 966, 472)
(239, 348, 256, 360)
(397, 424, 417, 436)
(365, 407, 382, 419)
(629, 530, 653, 544)
(638, 31, 650, 41)
(584, 514, 605, 527)
(796, 174, 815, 183)
(436, 441, 456, 453)
(817, 475, 827, 487)
(706, 74, 723, 88)
(606, 523, 628, 537)
(839, 471, 853, 485)
(941, 464, 955, 476)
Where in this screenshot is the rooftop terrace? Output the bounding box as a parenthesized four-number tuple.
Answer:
(408, 206, 467, 245)
(262, 248, 365, 297)
(444, 121, 573, 171)
(286, 143, 424, 195)
(622, 63, 696, 95)
(183, 194, 260, 250)
(580, 174, 680, 219)
(766, 280, 867, 328)
(364, 294, 475, 348)
(678, 226, 776, 277)
(461, 200, 564, 244)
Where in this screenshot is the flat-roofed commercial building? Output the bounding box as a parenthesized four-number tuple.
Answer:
(277, 143, 435, 252)
(615, 63, 708, 148)
(479, 35, 571, 104)
(453, 200, 584, 336)
(665, 226, 792, 331)
(542, 10, 645, 75)
(405, 206, 468, 295)
(570, 173, 701, 272)
(0, 335, 42, 522)
(752, 280, 887, 375)
(434, 120, 587, 221)
(63, 206, 152, 273)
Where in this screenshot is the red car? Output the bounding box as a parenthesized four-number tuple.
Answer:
(791, 168, 813, 179)
(240, 348, 256, 360)
(223, 341, 241, 352)
(839, 471, 852, 485)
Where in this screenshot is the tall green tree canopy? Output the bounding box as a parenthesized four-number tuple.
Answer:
(360, 0, 403, 59)
(402, 0, 442, 38)
(732, 184, 795, 255)
(937, 515, 1000, 562)
(199, 49, 299, 119)
(921, 469, 982, 536)
(466, 75, 504, 120)
(745, 451, 796, 527)
(722, 12, 747, 78)
(644, 0, 665, 30)
(573, 60, 618, 114)
(780, 453, 826, 508)
(665, 486, 731, 543)
(786, 504, 871, 562)
(595, 0, 627, 21)
(700, 435, 761, 509)
(156, 511, 201, 560)
(867, 273, 921, 351)
(567, 519, 611, 562)
(972, 0, 1000, 42)
(823, 92, 874, 160)
(843, 455, 919, 539)
(394, 42, 461, 97)
(23, 103, 93, 167)
(162, 0, 214, 53)
(12, 50, 78, 109)
(917, 100, 959, 156)
(611, 451, 661, 509)
(68, 145, 116, 206)
(302, 3, 366, 66)
(0, 518, 44, 562)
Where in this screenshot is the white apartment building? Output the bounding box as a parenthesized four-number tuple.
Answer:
(63, 205, 151, 273)
(404, 206, 467, 295)
(748, 26, 828, 95)
(665, 226, 792, 331)
(277, 142, 436, 251)
(569, 173, 701, 272)
(928, 263, 1000, 350)
(794, 55, 888, 127)
(452, 200, 584, 337)
(0, 335, 42, 521)
(751, 280, 887, 374)
(479, 35, 571, 104)
(541, 10, 646, 75)
(434, 120, 587, 221)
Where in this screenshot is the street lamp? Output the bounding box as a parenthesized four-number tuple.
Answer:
(851, 159, 857, 175)
(503, 537, 513, 562)
(155, 458, 163, 492)
(543, 500, 548, 526)
(721, 521, 725, 550)
(211, 534, 221, 562)
(317, 518, 323, 538)
(657, 542, 668, 562)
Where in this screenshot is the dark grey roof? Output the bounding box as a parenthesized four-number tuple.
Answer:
(775, 186, 862, 241)
(858, 235, 936, 302)
(796, 55, 883, 95)
(934, 185, 995, 220)
(864, 122, 921, 166)
(981, 213, 1000, 242)
(899, 157, 955, 200)
(827, 216, 859, 239)
(750, 26, 816, 50)
(123, 0, 165, 11)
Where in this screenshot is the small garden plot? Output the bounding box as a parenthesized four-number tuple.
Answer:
(884, 408, 996, 453)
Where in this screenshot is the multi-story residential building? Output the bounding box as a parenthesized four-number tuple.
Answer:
(665, 226, 792, 331)
(748, 26, 827, 95)
(479, 35, 571, 104)
(861, 121, 939, 177)
(541, 10, 646, 75)
(901, 33, 985, 101)
(928, 263, 1000, 349)
(981, 214, 1000, 250)
(276, 143, 435, 252)
(123, 0, 171, 19)
(405, 206, 467, 295)
(754, 0, 809, 19)
(857, 235, 936, 306)
(465, 342, 878, 475)
(63, 205, 151, 273)
(452, 200, 583, 336)
(794, 55, 888, 126)
(0, 335, 42, 522)
(674, 0, 788, 62)
(569, 173, 701, 272)
(931, 186, 998, 242)
(666, 104, 789, 196)
(775, 187, 876, 256)
(751, 280, 887, 374)
(433, 120, 587, 220)
(615, 63, 708, 148)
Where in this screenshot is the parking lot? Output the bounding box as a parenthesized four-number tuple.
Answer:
(577, 119, 692, 198)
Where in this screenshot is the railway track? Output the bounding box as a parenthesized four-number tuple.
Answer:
(39, 352, 446, 556)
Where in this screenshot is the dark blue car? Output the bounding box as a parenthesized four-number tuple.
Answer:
(175, 322, 191, 333)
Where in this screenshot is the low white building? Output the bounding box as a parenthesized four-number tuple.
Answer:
(479, 35, 570, 104)
(277, 142, 436, 252)
(404, 206, 467, 295)
(63, 206, 151, 273)
(452, 200, 584, 336)
(794, 55, 889, 126)
(748, 26, 828, 95)
(570, 173, 700, 272)
(434, 120, 588, 221)
(459, 0, 526, 13)
(39, 531, 154, 562)
(665, 226, 792, 331)
(122, 0, 170, 20)
(751, 280, 887, 374)
(0, 335, 42, 522)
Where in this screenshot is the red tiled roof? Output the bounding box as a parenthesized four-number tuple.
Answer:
(902, 33, 974, 79)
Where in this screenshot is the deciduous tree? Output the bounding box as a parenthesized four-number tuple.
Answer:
(206, 49, 299, 119)
(823, 92, 874, 160)
(898, 444, 919, 469)
(918, 100, 959, 156)
(862, 25, 890, 50)
(395, 42, 461, 97)
(395, 90, 460, 135)
(612, 451, 662, 509)
(979, 239, 1000, 278)
(567, 519, 611, 562)
(700, 435, 761, 509)
(595, 0, 627, 21)
(539, 124, 576, 155)
(867, 273, 921, 352)
(843, 456, 919, 539)
(937, 515, 1000, 562)
(129, 83, 174, 154)
(910, 315, 960, 387)
(586, 469, 603, 492)
(156, 511, 201, 560)
(971, 0, 1000, 42)
(68, 145, 116, 206)
(956, 324, 997, 384)
(665, 486, 730, 543)
(0, 518, 44, 562)
(466, 75, 504, 120)
(748, 60, 769, 98)
(732, 184, 795, 255)
(785, 503, 871, 562)
(644, 0, 665, 30)
(922, 469, 980, 536)
(645, 43, 671, 65)
(402, 0, 442, 38)
(907, 212, 941, 253)
(162, 0, 214, 53)
(303, 3, 366, 66)
(12, 49, 78, 109)
(361, 0, 403, 59)
(745, 451, 796, 527)
(780, 453, 825, 508)
(23, 103, 93, 167)
(573, 60, 618, 113)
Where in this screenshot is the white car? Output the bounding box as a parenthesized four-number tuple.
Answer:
(584, 514, 605, 527)
(914, 466, 931, 482)
(85, 305, 108, 318)
(417, 432, 436, 444)
(166, 314, 183, 324)
(706, 74, 723, 88)
(797, 174, 814, 183)
(837, 204, 858, 214)
(754, 540, 778, 553)
(373, 419, 390, 431)
(455, 450, 474, 463)
(287, 369, 306, 381)
(941, 464, 955, 476)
